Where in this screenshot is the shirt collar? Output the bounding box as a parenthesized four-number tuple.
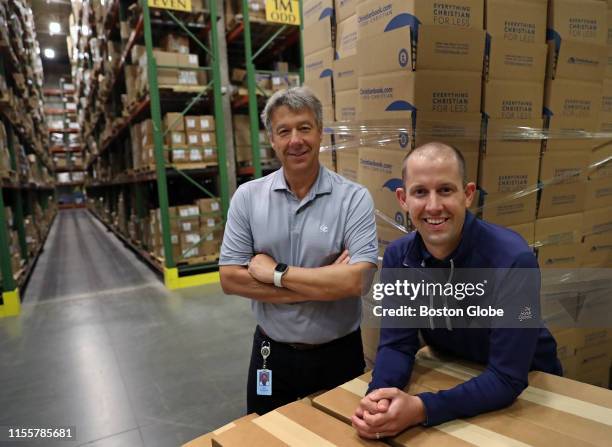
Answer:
(272, 165, 333, 196)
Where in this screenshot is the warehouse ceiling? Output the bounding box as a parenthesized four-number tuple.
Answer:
(30, 0, 72, 77)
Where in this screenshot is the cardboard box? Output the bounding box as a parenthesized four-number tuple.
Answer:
(185, 115, 200, 131)
(199, 115, 215, 131)
(319, 147, 334, 171)
(544, 79, 602, 119)
(336, 148, 359, 182)
(335, 0, 357, 23)
(486, 39, 548, 81)
(412, 112, 483, 156)
(185, 132, 199, 148)
(211, 402, 386, 447)
(196, 198, 222, 215)
(357, 0, 484, 41)
(171, 148, 188, 163)
(548, 40, 607, 82)
(582, 206, 612, 242)
(576, 365, 611, 388)
(164, 112, 185, 132)
(304, 76, 333, 107)
(333, 55, 358, 91)
(336, 15, 358, 59)
(358, 70, 482, 121)
(485, 0, 547, 43)
(507, 221, 536, 246)
(483, 118, 544, 157)
(312, 356, 612, 446)
(183, 414, 258, 447)
(304, 47, 334, 82)
(202, 147, 217, 162)
(302, 0, 334, 28)
(357, 147, 408, 228)
(480, 155, 540, 194)
(160, 33, 190, 54)
(166, 131, 187, 148)
(200, 132, 216, 146)
(482, 79, 544, 119)
(535, 213, 583, 247)
(538, 152, 588, 217)
(335, 89, 359, 121)
(377, 221, 407, 256)
(545, 116, 599, 153)
(303, 15, 333, 56)
(357, 25, 485, 75)
(547, 0, 608, 45)
(482, 192, 538, 226)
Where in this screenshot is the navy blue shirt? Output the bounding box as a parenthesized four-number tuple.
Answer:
(369, 211, 562, 426)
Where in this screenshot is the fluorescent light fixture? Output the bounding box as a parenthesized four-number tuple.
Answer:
(49, 21, 61, 35)
(44, 48, 55, 59)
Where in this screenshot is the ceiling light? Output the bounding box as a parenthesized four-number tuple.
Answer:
(49, 21, 61, 35)
(44, 48, 55, 59)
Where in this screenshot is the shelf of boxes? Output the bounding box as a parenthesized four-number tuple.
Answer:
(73, 0, 232, 288)
(302, 0, 612, 388)
(0, 0, 58, 316)
(225, 0, 302, 180)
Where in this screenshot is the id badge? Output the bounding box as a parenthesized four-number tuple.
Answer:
(256, 369, 272, 396)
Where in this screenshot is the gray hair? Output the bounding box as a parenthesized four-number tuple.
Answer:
(260, 86, 323, 136)
(402, 142, 467, 185)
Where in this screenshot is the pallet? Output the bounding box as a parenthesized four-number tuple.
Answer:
(158, 84, 210, 94)
(176, 254, 219, 266)
(170, 162, 218, 170)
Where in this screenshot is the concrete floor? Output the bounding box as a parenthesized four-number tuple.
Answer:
(0, 209, 256, 447)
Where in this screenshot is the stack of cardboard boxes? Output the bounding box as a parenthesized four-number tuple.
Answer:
(148, 198, 223, 263)
(136, 114, 217, 170)
(479, 0, 547, 240)
(232, 115, 273, 164)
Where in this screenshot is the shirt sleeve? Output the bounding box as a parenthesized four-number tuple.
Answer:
(344, 188, 378, 265)
(219, 186, 254, 266)
(416, 252, 540, 426)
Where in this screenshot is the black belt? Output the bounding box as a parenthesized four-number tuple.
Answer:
(257, 325, 358, 351)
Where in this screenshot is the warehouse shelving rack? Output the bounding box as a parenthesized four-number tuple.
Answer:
(45, 79, 86, 208)
(81, 0, 233, 289)
(225, 0, 303, 179)
(0, 51, 56, 317)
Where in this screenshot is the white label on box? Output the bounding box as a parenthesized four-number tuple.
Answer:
(272, 77, 281, 85)
(189, 54, 198, 65)
(190, 149, 202, 161)
(173, 149, 186, 160)
(186, 234, 201, 244)
(173, 133, 183, 144)
(204, 148, 214, 157)
(188, 134, 199, 144)
(201, 133, 210, 143)
(186, 118, 196, 128)
(178, 71, 198, 85)
(211, 202, 220, 211)
(171, 234, 179, 244)
(181, 222, 194, 232)
(206, 233, 214, 241)
(183, 247, 199, 258)
(200, 119, 210, 129)
(207, 218, 215, 227)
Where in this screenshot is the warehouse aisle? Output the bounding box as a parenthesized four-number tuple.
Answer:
(0, 210, 255, 447)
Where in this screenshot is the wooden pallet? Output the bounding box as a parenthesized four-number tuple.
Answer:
(170, 162, 218, 170)
(158, 84, 210, 94)
(176, 253, 219, 266)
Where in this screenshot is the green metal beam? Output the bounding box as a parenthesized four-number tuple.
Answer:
(242, 0, 262, 178)
(142, 0, 175, 268)
(210, 0, 230, 218)
(299, 0, 304, 83)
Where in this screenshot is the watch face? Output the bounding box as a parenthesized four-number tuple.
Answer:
(275, 263, 288, 274)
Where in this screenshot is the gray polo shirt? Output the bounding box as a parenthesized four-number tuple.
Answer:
(220, 165, 378, 344)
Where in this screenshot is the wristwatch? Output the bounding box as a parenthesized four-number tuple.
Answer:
(273, 263, 289, 287)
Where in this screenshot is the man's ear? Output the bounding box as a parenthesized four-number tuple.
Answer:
(396, 187, 409, 212)
(464, 182, 477, 208)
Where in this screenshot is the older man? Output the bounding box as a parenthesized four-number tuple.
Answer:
(219, 87, 378, 415)
(352, 142, 561, 439)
